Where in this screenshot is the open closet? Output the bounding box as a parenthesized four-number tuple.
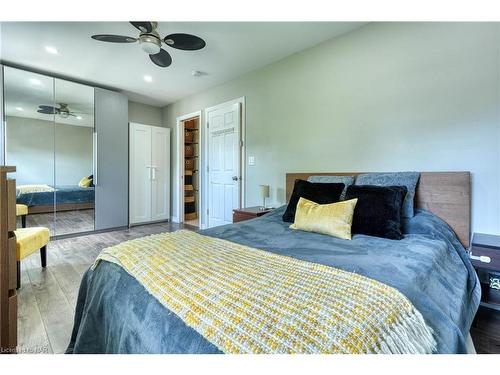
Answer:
(182, 117, 200, 227)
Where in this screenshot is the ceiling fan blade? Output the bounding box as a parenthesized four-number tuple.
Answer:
(130, 22, 153, 33)
(37, 109, 55, 114)
(91, 34, 137, 43)
(164, 33, 206, 51)
(37, 105, 57, 114)
(150, 49, 172, 67)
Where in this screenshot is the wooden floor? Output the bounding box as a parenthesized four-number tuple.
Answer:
(470, 307, 500, 354)
(17, 221, 191, 354)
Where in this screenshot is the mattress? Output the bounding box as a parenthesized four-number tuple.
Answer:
(67, 206, 480, 354)
(16, 185, 95, 207)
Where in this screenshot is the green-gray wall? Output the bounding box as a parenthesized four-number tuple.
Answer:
(129, 101, 163, 127)
(6, 116, 93, 186)
(163, 22, 500, 235)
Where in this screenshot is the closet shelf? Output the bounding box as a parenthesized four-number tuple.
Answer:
(183, 117, 199, 226)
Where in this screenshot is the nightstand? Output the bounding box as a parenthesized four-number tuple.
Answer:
(470, 233, 500, 354)
(470, 233, 500, 311)
(232, 206, 274, 223)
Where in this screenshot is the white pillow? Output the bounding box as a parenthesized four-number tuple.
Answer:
(17, 184, 55, 195)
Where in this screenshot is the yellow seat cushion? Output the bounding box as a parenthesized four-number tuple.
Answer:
(290, 197, 358, 240)
(16, 204, 28, 216)
(14, 227, 50, 260)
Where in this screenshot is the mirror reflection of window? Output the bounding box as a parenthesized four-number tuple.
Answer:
(3, 66, 95, 236)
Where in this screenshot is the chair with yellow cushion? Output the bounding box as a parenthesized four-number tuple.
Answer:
(14, 227, 49, 289)
(16, 204, 28, 228)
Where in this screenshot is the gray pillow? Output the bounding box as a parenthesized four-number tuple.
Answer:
(354, 172, 420, 218)
(307, 175, 355, 200)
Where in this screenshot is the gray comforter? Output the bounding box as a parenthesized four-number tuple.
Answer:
(67, 207, 480, 354)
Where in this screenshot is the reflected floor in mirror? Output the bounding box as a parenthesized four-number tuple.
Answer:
(19, 209, 95, 236)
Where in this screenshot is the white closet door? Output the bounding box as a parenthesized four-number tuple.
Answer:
(129, 123, 152, 224)
(151, 126, 170, 221)
(207, 103, 241, 228)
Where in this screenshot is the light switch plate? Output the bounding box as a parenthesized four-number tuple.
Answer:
(248, 156, 255, 166)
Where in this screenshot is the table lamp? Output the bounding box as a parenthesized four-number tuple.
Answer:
(259, 184, 270, 210)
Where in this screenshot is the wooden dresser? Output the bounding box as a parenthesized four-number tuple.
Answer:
(0, 166, 17, 353)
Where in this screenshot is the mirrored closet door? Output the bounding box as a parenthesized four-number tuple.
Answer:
(54, 79, 95, 235)
(2, 66, 95, 236)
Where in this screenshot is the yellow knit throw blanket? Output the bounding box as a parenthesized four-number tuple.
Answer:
(93, 230, 436, 354)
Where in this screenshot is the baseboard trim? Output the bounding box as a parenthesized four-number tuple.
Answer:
(51, 225, 129, 241)
(129, 219, 170, 227)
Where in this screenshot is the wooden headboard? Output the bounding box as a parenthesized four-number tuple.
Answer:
(285, 172, 471, 248)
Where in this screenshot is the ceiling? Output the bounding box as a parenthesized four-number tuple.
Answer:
(0, 22, 365, 107)
(3, 65, 94, 127)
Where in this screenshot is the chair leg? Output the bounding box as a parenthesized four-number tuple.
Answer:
(17, 261, 21, 290)
(21, 215, 27, 228)
(40, 246, 47, 268)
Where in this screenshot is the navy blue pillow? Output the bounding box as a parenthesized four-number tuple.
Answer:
(355, 172, 420, 218)
(345, 185, 407, 240)
(283, 179, 344, 223)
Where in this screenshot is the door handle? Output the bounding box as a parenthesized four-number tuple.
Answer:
(152, 167, 156, 180)
(232, 176, 239, 181)
(146, 166, 152, 180)
(93, 132, 98, 186)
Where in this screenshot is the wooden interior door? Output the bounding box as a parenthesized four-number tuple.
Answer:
(151, 126, 170, 221)
(129, 123, 152, 224)
(207, 103, 241, 228)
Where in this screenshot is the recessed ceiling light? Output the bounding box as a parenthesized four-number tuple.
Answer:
(15, 107, 24, 111)
(76, 116, 83, 120)
(192, 70, 207, 77)
(45, 46, 59, 55)
(143, 75, 153, 83)
(29, 78, 42, 85)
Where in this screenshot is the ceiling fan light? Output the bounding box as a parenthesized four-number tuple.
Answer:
(141, 41, 161, 54)
(139, 33, 161, 55)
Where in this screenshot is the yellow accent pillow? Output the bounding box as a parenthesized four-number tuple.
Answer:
(78, 177, 92, 188)
(290, 197, 358, 240)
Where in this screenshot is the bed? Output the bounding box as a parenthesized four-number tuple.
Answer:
(67, 172, 480, 354)
(16, 185, 95, 214)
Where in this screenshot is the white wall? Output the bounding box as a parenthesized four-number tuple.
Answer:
(163, 22, 500, 235)
(128, 101, 163, 127)
(6, 116, 93, 186)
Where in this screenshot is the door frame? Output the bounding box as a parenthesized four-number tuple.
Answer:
(202, 97, 246, 229)
(174, 110, 202, 224)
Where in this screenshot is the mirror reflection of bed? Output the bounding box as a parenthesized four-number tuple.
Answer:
(4, 66, 95, 236)
(16, 182, 95, 236)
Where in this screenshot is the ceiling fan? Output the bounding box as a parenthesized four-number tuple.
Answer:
(37, 103, 81, 119)
(91, 21, 206, 68)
